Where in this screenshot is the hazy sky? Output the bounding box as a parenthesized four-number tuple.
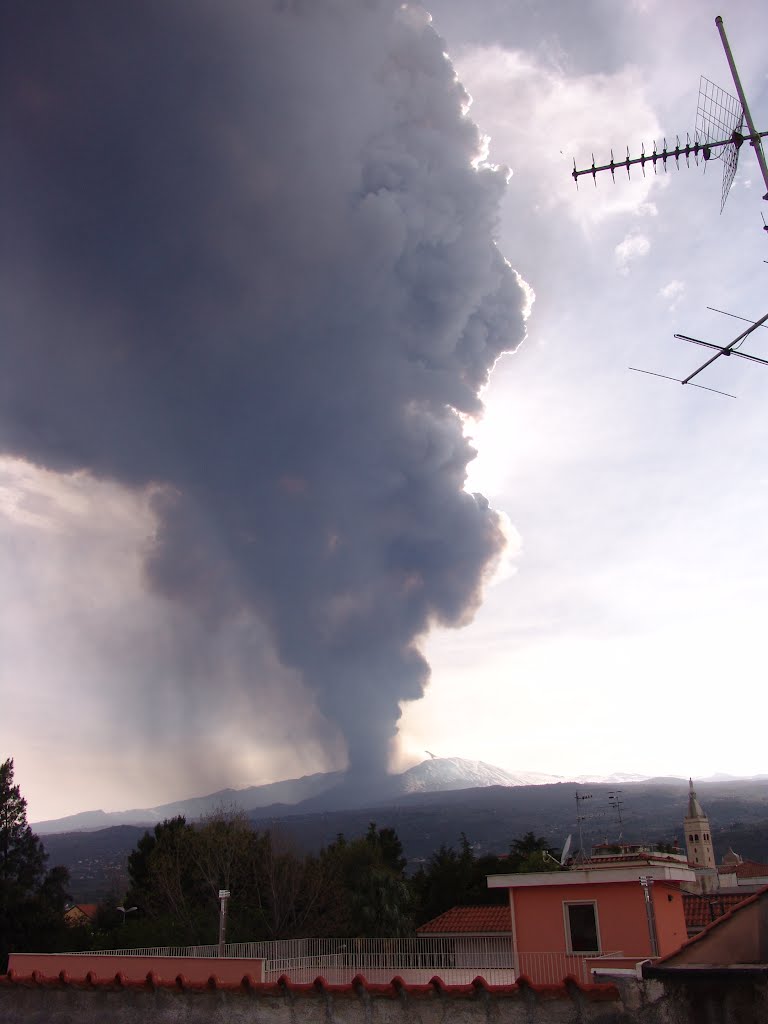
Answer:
(2, 0, 767, 822)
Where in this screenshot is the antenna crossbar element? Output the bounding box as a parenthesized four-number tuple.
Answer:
(674, 333, 768, 367)
(630, 310, 768, 399)
(680, 311, 768, 384)
(707, 306, 768, 330)
(572, 129, 768, 184)
(628, 367, 737, 398)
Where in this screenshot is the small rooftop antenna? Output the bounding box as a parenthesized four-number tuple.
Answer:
(575, 790, 593, 860)
(571, 16, 768, 231)
(607, 790, 624, 827)
(607, 790, 624, 843)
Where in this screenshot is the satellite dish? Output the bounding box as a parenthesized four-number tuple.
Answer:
(560, 834, 573, 866)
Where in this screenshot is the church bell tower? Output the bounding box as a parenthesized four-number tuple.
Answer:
(684, 778, 717, 892)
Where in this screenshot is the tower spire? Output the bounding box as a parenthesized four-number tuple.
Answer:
(687, 778, 705, 818)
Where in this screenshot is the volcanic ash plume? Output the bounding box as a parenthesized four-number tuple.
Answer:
(0, 0, 528, 778)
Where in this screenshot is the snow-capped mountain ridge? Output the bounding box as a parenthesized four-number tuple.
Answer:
(567, 772, 649, 785)
(398, 757, 562, 793)
(33, 757, 661, 833)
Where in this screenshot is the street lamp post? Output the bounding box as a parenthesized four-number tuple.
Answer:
(218, 890, 230, 957)
(116, 905, 138, 929)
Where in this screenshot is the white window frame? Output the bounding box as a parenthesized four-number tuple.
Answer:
(562, 900, 601, 954)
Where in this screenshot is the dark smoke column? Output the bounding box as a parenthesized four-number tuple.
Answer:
(0, 1, 528, 779)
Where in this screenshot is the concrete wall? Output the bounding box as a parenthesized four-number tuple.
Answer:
(2, 972, 768, 1024)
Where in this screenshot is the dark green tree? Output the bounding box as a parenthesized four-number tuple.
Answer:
(123, 811, 331, 946)
(411, 834, 507, 925)
(508, 832, 560, 872)
(0, 758, 71, 970)
(126, 815, 222, 944)
(365, 822, 407, 875)
(319, 823, 413, 937)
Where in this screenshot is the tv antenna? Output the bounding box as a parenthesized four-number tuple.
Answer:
(575, 791, 593, 859)
(607, 790, 624, 827)
(630, 309, 768, 397)
(571, 16, 768, 231)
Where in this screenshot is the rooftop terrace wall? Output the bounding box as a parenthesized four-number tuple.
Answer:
(2, 969, 768, 1024)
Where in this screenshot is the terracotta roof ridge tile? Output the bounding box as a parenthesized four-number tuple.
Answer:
(0, 969, 620, 1000)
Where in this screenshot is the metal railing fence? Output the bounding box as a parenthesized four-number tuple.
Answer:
(67, 934, 509, 964)
(62, 936, 622, 985)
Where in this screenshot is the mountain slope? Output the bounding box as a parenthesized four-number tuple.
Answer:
(33, 756, 684, 834)
(36, 758, 565, 833)
(33, 770, 345, 834)
(40, 777, 768, 902)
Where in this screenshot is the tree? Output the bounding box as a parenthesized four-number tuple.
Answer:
(365, 822, 407, 875)
(411, 834, 508, 925)
(247, 826, 328, 940)
(0, 758, 71, 970)
(319, 823, 413, 937)
(124, 810, 333, 945)
(0, 760, 46, 892)
(126, 815, 212, 944)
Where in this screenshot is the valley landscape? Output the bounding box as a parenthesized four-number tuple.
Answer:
(36, 758, 768, 903)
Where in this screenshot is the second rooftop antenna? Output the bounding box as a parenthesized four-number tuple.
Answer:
(630, 310, 768, 398)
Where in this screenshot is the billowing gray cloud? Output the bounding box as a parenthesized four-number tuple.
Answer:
(422, 0, 639, 74)
(1, 0, 526, 780)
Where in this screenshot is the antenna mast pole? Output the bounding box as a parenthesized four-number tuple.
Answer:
(575, 790, 592, 859)
(715, 16, 768, 200)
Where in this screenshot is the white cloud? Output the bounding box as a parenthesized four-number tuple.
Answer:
(614, 230, 651, 272)
(635, 202, 658, 217)
(659, 278, 685, 309)
(450, 46, 667, 229)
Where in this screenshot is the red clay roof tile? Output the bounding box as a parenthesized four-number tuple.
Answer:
(416, 905, 512, 934)
(683, 892, 749, 929)
(65, 904, 99, 921)
(730, 861, 768, 879)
